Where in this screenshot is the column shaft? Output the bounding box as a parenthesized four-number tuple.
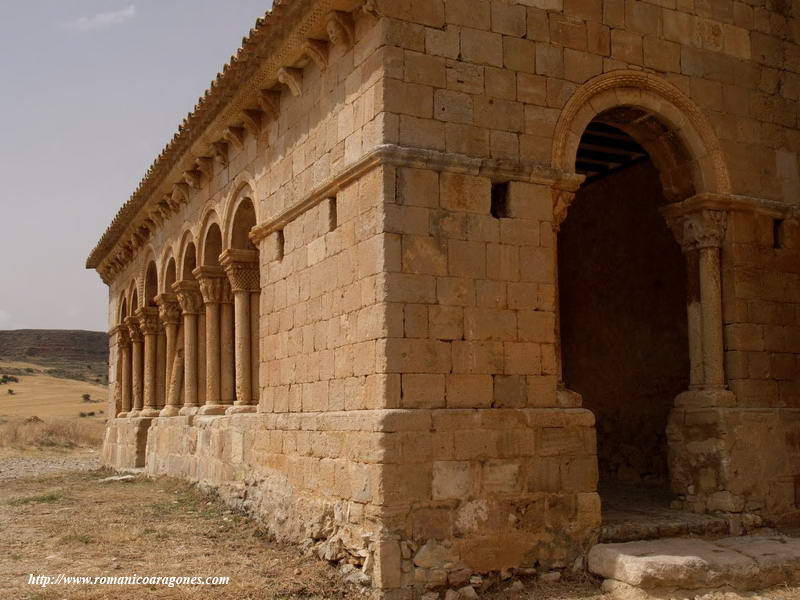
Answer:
(220, 299, 235, 406)
(139, 308, 161, 417)
(205, 302, 221, 408)
(183, 313, 199, 410)
(699, 246, 725, 388)
(119, 342, 131, 417)
(250, 291, 260, 406)
(233, 291, 252, 406)
(684, 249, 705, 388)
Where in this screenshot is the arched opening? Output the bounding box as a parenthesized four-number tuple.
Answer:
(144, 262, 158, 307)
(230, 199, 257, 251)
(559, 112, 690, 533)
(130, 288, 139, 313)
(164, 257, 177, 291)
(182, 242, 197, 280)
(202, 224, 222, 266)
(228, 197, 260, 411)
(119, 297, 128, 324)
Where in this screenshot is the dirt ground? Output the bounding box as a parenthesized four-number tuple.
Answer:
(1, 454, 800, 600)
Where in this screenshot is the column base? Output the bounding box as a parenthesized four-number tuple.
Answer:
(179, 405, 199, 416)
(557, 386, 583, 407)
(127, 409, 141, 418)
(139, 408, 162, 418)
(159, 405, 181, 417)
(226, 404, 257, 415)
(675, 388, 736, 408)
(116, 412, 129, 418)
(197, 404, 230, 416)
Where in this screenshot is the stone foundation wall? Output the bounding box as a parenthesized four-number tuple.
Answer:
(668, 406, 800, 524)
(102, 417, 152, 469)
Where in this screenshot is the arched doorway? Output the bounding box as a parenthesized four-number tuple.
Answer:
(551, 71, 735, 536)
(558, 115, 689, 523)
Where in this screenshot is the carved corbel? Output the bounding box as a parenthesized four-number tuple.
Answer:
(240, 109, 264, 135)
(302, 39, 329, 72)
(183, 169, 203, 190)
(223, 126, 246, 151)
(258, 90, 281, 121)
(277, 67, 303, 97)
(195, 157, 214, 180)
(171, 182, 190, 205)
(211, 141, 229, 167)
(326, 11, 355, 48)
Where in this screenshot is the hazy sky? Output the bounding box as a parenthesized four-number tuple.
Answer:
(0, 1, 272, 332)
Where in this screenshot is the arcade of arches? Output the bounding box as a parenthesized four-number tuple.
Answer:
(113, 198, 260, 421)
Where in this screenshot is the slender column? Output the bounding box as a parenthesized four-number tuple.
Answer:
(194, 266, 226, 415)
(250, 290, 261, 406)
(157, 293, 182, 417)
(138, 307, 161, 417)
(665, 206, 733, 405)
(222, 250, 260, 414)
(684, 249, 705, 389)
(174, 280, 202, 416)
(156, 325, 166, 409)
(125, 316, 144, 417)
(551, 188, 582, 407)
(220, 283, 235, 407)
(116, 327, 132, 417)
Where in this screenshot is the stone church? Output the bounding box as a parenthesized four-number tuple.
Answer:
(89, 0, 800, 596)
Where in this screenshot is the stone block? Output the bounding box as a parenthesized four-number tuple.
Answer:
(432, 460, 473, 499)
(446, 374, 494, 408)
(440, 172, 491, 215)
(402, 374, 446, 408)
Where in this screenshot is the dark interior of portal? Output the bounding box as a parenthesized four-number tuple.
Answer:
(558, 121, 690, 496)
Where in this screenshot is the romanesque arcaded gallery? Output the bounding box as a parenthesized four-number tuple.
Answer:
(89, 0, 800, 597)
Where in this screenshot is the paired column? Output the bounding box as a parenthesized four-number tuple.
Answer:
(115, 326, 132, 417)
(125, 316, 144, 417)
(221, 249, 260, 414)
(156, 294, 182, 417)
(137, 307, 162, 417)
(665, 207, 734, 405)
(194, 266, 230, 415)
(174, 280, 202, 415)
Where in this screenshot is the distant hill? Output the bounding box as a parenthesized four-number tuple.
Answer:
(0, 330, 108, 385)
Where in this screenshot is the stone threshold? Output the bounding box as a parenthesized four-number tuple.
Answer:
(589, 535, 800, 597)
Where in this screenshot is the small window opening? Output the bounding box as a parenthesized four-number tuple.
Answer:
(491, 182, 509, 219)
(773, 218, 785, 249)
(276, 230, 285, 261)
(328, 197, 338, 232)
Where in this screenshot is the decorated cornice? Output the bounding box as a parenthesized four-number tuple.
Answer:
(86, 0, 367, 285)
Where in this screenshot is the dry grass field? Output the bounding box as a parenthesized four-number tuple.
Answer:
(0, 361, 108, 421)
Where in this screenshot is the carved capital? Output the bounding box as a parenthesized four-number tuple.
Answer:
(221, 249, 260, 293)
(193, 266, 228, 304)
(668, 209, 728, 251)
(155, 293, 181, 326)
(326, 11, 354, 47)
(125, 315, 143, 343)
(552, 190, 576, 231)
(172, 280, 202, 315)
(136, 307, 160, 336)
(116, 326, 130, 348)
(277, 67, 303, 97)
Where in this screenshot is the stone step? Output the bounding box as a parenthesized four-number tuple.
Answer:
(588, 535, 800, 594)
